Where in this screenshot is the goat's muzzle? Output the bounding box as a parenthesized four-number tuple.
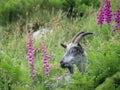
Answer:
(60, 61, 68, 68)
(60, 60, 74, 74)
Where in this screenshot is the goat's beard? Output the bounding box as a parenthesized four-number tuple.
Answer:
(68, 66, 74, 74)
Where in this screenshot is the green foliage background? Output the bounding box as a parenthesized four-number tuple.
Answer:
(0, 0, 120, 90)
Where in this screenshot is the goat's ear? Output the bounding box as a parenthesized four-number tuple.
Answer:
(61, 43, 67, 48)
(77, 43, 82, 48)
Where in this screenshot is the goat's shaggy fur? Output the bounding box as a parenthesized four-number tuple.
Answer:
(60, 32, 93, 74)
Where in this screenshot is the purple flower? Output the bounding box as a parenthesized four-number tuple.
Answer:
(97, 0, 113, 25)
(114, 8, 120, 30)
(27, 33, 35, 80)
(112, 29, 117, 32)
(45, 54, 51, 60)
(97, 4, 105, 25)
(40, 44, 51, 76)
(104, 0, 112, 24)
(32, 69, 35, 79)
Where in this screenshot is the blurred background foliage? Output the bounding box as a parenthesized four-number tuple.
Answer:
(0, 0, 100, 25)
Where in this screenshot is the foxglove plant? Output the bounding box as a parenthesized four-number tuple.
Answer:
(97, 0, 120, 32)
(114, 7, 120, 30)
(40, 33, 51, 76)
(40, 45, 51, 76)
(97, 4, 105, 25)
(104, 0, 112, 24)
(97, 0, 112, 26)
(27, 33, 35, 80)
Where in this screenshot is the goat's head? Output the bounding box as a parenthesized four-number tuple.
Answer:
(60, 32, 93, 74)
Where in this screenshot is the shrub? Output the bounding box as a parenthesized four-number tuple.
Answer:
(62, 0, 100, 18)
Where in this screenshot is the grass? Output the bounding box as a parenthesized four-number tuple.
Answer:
(0, 5, 120, 90)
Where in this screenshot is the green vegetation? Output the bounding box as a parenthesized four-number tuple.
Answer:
(0, 0, 120, 90)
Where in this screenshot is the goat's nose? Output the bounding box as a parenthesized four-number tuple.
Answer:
(60, 60, 66, 68)
(60, 60, 64, 64)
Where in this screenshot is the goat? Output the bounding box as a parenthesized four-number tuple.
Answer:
(32, 28, 52, 41)
(60, 32, 93, 74)
(27, 23, 53, 41)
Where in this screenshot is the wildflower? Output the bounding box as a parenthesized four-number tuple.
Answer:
(114, 8, 120, 29)
(40, 33, 51, 76)
(40, 45, 51, 76)
(104, 0, 112, 24)
(27, 33, 35, 80)
(112, 29, 117, 32)
(97, 4, 105, 25)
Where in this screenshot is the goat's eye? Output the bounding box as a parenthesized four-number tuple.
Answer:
(71, 49, 75, 53)
(72, 47, 80, 54)
(70, 48, 77, 54)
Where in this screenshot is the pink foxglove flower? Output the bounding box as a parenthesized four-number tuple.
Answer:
(97, 4, 105, 25)
(114, 8, 120, 29)
(40, 33, 51, 76)
(112, 29, 117, 32)
(97, 0, 112, 25)
(40, 45, 51, 76)
(104, 0, 112, 24)
(27, 33, 35, 80)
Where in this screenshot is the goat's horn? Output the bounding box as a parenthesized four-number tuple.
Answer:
(74, 32, 93, 44)
(71, 31, 85, 43)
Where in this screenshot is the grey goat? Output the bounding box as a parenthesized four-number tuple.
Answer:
(60, 32, 93, 74)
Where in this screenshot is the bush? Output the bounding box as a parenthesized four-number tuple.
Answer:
(62, 0, 100, 18)
(95, 72, 120, 90)
(0, 54, 24, 89)
(0, 0, 43, 25)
